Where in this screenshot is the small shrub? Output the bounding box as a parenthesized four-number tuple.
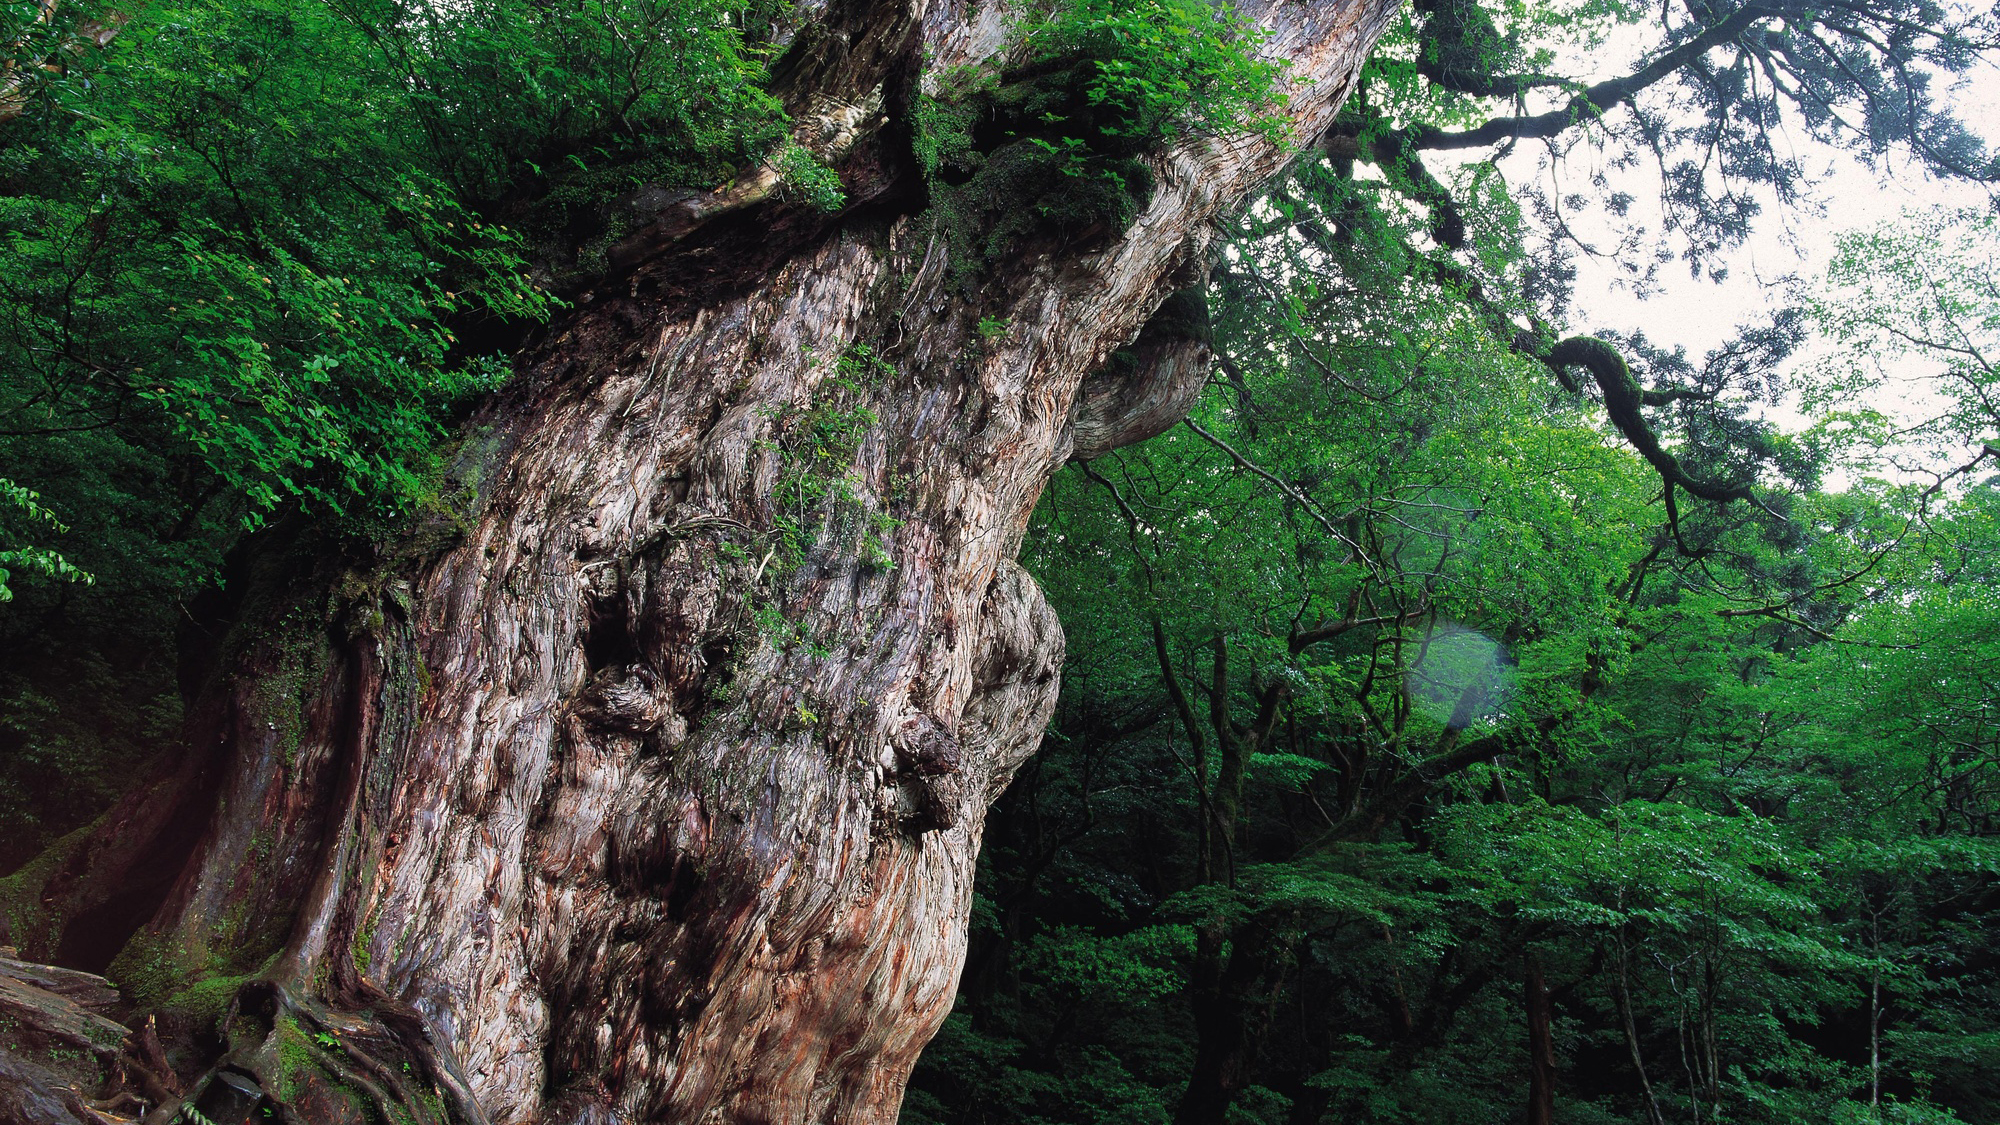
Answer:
(773, 142, 848, 212)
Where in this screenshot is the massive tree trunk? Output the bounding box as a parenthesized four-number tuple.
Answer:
(2, 0, 1393, 1120)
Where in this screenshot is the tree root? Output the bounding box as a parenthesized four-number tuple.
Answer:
(138, 979, 489, 1125)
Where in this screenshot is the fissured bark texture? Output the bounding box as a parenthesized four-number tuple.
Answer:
(13, 0, 1394, 1120)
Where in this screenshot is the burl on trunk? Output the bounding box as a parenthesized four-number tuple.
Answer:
(4, 0, 1392, 1120)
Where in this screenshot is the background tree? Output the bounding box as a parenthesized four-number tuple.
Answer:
(902, 1, 2000, 1118)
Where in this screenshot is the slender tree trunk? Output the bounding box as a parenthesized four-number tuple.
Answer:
(3, 0, 1394, 1121)
(1702, 956, 1722, 1121)
(1871, 961, 1883, 1114)
(1524, 951, 1556, 1125)
(1869, 908, 1883, 1117)
(1612, 931, 1667, 1125)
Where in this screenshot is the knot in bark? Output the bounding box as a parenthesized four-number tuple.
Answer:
(894, 713, 962, 777)
(891, 713, 966, 834)
(575, 664, 687, 746)
(1069, 286, 1214, 462)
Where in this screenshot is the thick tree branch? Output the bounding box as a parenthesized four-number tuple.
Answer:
(1316, 726, 1525, 844)
(1411, 5, 1780, 151)
(1547, 335, 1758, 505)
(1288, 610, 1424, 655)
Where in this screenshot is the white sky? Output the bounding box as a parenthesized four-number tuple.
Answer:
(1537, 79, 2000, 355)
(1415, 28, 2000, 481)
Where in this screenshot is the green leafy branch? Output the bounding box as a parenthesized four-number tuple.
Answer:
(0, 479, 91, 602)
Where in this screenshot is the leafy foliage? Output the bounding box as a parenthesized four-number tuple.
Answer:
(0, 0, 788, 858)
(1805, 207, 2000, 469)
(914, 0, 1287, 283)
(0, 480, 90, 602)
(2, 0, 549, 528)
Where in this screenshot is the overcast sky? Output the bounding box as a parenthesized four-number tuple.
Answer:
(1439, 31, 2000, 475)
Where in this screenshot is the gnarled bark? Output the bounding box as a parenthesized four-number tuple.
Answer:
(4, 0, 1395, 1120)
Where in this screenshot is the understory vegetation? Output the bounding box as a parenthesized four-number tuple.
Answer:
(3, 0, 1999, 1120)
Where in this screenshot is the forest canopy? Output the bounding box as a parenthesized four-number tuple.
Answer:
(2, 0, 1999, 1122)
